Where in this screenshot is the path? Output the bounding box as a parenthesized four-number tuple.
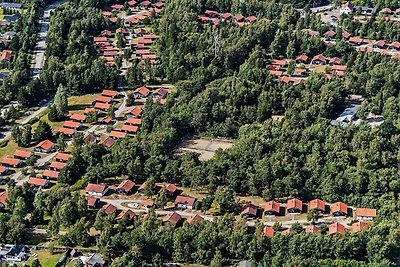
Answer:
(32, 0, 67, 79)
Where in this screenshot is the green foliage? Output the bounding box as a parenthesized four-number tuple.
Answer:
(34, 120, 52, 141)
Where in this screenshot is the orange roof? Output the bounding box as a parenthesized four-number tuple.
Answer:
(57, 127, 75, 135)
(163, 212, 181, 224)
(287, 198, 302, 211)
(312, 54, 326, 62)
(94, 102, 111, 110)
(349, 37, 363, 43)
(127, 0, 137, 6)
(103, 203, 117, 215)
(85, 183, 107, 193)
(110, 131, 127, 139)
(186, 214, 204, 223)
(165, 183, 177, 194)
(134, 86, 150, 96)
(102, 89, 118, 97)
(280, 76, 291, 84)
(309, 199, 325, 212)
(56, 153, 72, 162)
(109, 17, 117, 23)
(116, 180, 135, 192)
(264, 201, 280, 214)
(0, 191, 8, 205)
(101, 116, 113, 124)
(14, 150, 32, 159)
(125, 107, 143, 117)
(63, 120, 80, 129)
(49, 161, 66, 170)
(329, 222, 345, 235)
(0, 166, 7, 173)
(175, 196, 196, 206)
(331, 202, 348, 215)
(0, 50, 12, 61)
(269, 70, 283, 76)
(94, 36, 107, 43)
(138, 182, 147, 190)
(70, 113, 86, 121)
(141, 198, 154, 207)
(102, 11, 112, 17)
(126, 118, 142, 125)
(111, 4, 123, 9)
(121, 124, 138, 133)
(241, 205, 257, 216)
(264, 226, 274, 237)
(271, 59, 286, 66)
(296, 55, 308, 62)
(36, 140, 55, 150)
(101, 30, 112, 36)
(43, 169, 59, 179)
(116, 209, 135, 220)
(305, 225, 319, 234)
(86, 196, 98, 207)
(352, 221, 368, 232)
(28, 177, 47, 187)
(2, 157, 21, 166)
(84, 107, 96, 114)
(331, 65, 347, 71)
(356, 208, 376, 218)
(96, 95, 112, 103)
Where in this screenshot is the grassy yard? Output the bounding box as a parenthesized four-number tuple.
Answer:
(0, 139, 19, 160)
(68, 93, 97, 113)
(26, 250, 64, 267)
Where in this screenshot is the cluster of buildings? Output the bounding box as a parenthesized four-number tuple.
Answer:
(197, 10, 266, 27)
(340, 1, 400, 18)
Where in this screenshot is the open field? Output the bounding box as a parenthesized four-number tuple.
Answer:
(176, 137, 235, 161)
(26, 250, 64, 267)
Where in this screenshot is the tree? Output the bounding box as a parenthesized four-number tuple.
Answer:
(50, 83, 68, 121)
(125, 59, 144, 87)
(34, 120, 52, 141)
(156, 187, 169, 208)
(31, 259, 42, 267)
(107, 105, 116, 119)
(210, 250, 223, 267)
(56, 133, 67, 151)
(12, 125, 31, 147)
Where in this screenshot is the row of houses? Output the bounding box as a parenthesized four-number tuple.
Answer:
(341, 2, 400, 17)
(241, 198, 377, 221)
(197, 10, 263, 27)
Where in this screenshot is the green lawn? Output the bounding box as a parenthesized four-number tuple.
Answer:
(26, 251, 64, 267)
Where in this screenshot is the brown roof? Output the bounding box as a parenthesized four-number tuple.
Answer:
(153, 98, 167, 105)
(264, 201, 280, 213)
(121, 124, 138, 133)
(165, 184, 177, 194)
(94, 36, 107, 43)
(324, 30, 336, 38)
(101, 30, 112, 37)
(109, 17, 117, 23)
(86, 196, 98, 207)
(342, 31, 351, 39)
(111, 4, 123, 9)
(163, 212, 181, 224)
(56, 153, 73, 162)
(141, 198, 154, 207)
(116, 209, 135, 220)
(186, 214, 204, 223)
(287, 198, 302, 211)
(1, 50, 12, 61)
(126, 118, 142, 125)
(84, 107, 96, 114)
(264, 226, 274, 237)
(96, 95, 112, 103)
(269, 70, 283, 76)
(43, 169, 59, 179)
(103, 203, 117, 215)
(2, 157, 21, 166)
(152, 88, 168, 98)
(329, 57, 342, 65)
(271, 59, 286, 66)
(305, 225, 319, 234)
(110, 131, 127, 139)
(70, 113, 87, 121)
(309, 199, 325, 212)
(125, 107, 143, 117)
(85, 183, 107, 194)
(36, 140, 55, 150)
(374, 40, 386, 47)
(349, 37, 363, 44)
(101, 136, 116, 148)
(49, 161, 66, 170)
(0, 191, 8, 206)
(296, 55, 308, 62)
(138, 182, 147, 190)
(352, 221, 368, 232)
(14, 150, 32, 159)
(28, 177, 48, 187)
(356, 208, 376, 218)
(175, 196, 196, 206)
(102, 89, 118, 97)
(94, 102, 111, 110)
(331, 202, 348, 215)
(57, 127, 75, 135)
(329, 222, 345, 235)
(332, 65, 347, 71)
(127, 0, 137, 6)
(116, 180, 135, 192)
(312, 54, 326, 63)
(63, 120, 81, 129)
(134, 86, 150, 96)
(241, 205, 257, 216)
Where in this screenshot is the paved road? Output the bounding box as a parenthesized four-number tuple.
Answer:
(32, 0, 67, 79)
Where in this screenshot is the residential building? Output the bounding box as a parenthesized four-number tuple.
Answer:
(355, 208, 376, 221)
(1, 157, 22, 168)
(35, 140, 55, 153)
(28, 177, 50, 188)
(309, 199, 325, 213)
(329, 222, 346, 235)
(13, 150, 32, 160)
(331, 202, 348, 216)
(55, 152, 72, 162)
(186, 214, 204, 223)
(103, 203, 117, 215)
(85, 183, 109, 197)
(0, 244, 28, 263)
(163, 212, 181, 225)
(264, 200, 280, 215)
(175, 196, 197, 210)
(116, 180, 135, 194)
(116, 209, 135, 220)
(241, 204, 258, 219)
(287, 198, 303, 213)
(352, 221, 368, 232)
(80, 253, 105, 267)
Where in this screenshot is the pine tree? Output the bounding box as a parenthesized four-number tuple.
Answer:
(54, 83, 68, 119)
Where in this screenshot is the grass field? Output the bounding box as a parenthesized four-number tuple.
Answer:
(26, 251, 64, 267)
(68, 93, 97, 113)
(0, 139, 19, 160)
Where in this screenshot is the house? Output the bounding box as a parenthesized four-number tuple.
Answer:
(0, 3, 23, 10)
(396, 8, 400, 16)
(42, 169, 59, 180)
(55, 152, 72, 162)
(84, 107, 96, 115)
(373, 40, 386, 49)
(109, 131, 127, 139)
(163, 212, 181, 225)
(205, 10, 219, 18)
(295, 55, 308, 64)
(287, 198, 303, 213)
(35, 140, 55, 153)
(28, 177, 50, 188)
(349, 37, 363, 45)
(303, 29, 319, 37)
(116, 180, 135, 194)
(94, 102, 111, 112)
(80, 253, 105, 267)
(2, 157, 22, 168)
(1, 50, 12, 62)
(139, 0, 152, 8)
(380, 8, 392, 15)
(305, 225, 319, 234)
(0, 166, 8, 176)
(175, 196, 197, 210)
(269, 70, 283, 76)
(49, 161, 66, 171)
(234, 14, 244, 22)
(100, 30, 112, 37)
(116, 209, 135, 220)
(133, 86, 150, 98)
(101, 136, 116, 148)
(101, 89, 118, 99)
(165, 183, 177, 196)
(263, 226, 274, 237)
(116, 28, 127, 35)
(264, 200, 280, 215)
(293, 68, 308, 77)
(125, 107, 143, 118)
(152, 88, 168, 99)
(153, 98, 167, 105)
(309, 199, 325, 213)
(311, 54, 327, 65)
(137, 182, 147, 195)
(220, 12, 232, 21)
(329, 222, 346, 235)
(13, 150, 32, 160)
(340, 2, 354, 14)
(324, 30, 336, 39)
(126, 118, 142, 126)
(109, 17, 117, 23)
(85, 183, 109, 197)
(241, 204, 258, 219)
(111, 4, 123, 11)
(96, 95, 112, 103)
(83, 133, 97, 144)
(121, 124, 138, 134)
(246, 16, 257, 23)
(389, 42, 400, 50)
(63, 120, 81, 130)
(127, 0, 137, 7)
(100, 116, 114, 125)
(141, 198, 154, 208)
(355, 208, 376, 221)
(57, 127, 75, 137)
(70, 113, 86, 122)
(186, 214, 204, 223)
(342, 31, 351, 40)
(86, 196, 99, 209)
(331, 202, 348, 216)
(0, 244, 29, 263)
(329, 57, 342, 65)
(352, 221, 368, 232)
(103, 203, 117, 215)
(0, 191, 8, 208)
